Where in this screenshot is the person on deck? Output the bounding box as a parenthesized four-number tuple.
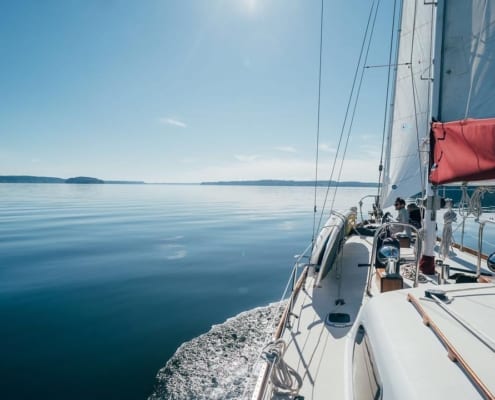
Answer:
(393, 197, 411, 237)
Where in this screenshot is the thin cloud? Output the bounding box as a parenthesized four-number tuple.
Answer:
(156, 156, 379, 183)
(274, 146, 296, 153)
(235, 154, 260, 162)
(319, 143, 337, 153)
(159, 117, 187, 128)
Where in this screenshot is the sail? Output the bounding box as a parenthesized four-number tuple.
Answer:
(430, 0, 495, 185)
(381, 1, 436, 207)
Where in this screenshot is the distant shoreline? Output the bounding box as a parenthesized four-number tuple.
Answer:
(0, 175, 379, 187)
(200, 180, 378, 187)
(0, 175, 145, 184)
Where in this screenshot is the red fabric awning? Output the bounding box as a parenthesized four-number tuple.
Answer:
(429, 118, 495, 185)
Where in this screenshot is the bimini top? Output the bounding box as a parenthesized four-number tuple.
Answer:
(357, 283, 495, 400)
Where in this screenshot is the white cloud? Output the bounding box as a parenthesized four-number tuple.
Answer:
(198, 157, 314, 181)
(319, 143, 337, 153)
(159, 117, 187, 128)
(274, 146, 296, 153)
(151, 156, 380, 184)
(234, 154, 260, 162)
(358, 144, 381, 158)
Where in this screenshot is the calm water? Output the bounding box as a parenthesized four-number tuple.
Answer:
(0, 184, 371, 399)
(1, 184, 492, 399)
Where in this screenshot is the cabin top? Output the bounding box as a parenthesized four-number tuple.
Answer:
(357, 283, 495, 400)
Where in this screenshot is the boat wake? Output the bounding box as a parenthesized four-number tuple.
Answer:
(149, 302, 286, 400)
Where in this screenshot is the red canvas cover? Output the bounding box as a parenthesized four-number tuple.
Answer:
(429, 118, 495, 185)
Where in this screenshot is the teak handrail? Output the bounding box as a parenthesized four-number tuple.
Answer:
(254, 265, 309, 400)
(407, 293, 495, 400)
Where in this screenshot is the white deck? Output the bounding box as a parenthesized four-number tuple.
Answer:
(361, 284, 495, 400)
(259, 233, 495, 400)
(274, 235, 372, 399)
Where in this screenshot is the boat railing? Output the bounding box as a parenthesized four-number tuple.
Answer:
(367, 222, 422, 295)
(358, 194, 379, 222)
(252, 211, 356, 400)
(250, 242, 312, 400)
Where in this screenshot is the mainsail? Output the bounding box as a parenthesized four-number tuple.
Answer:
(382, 0, 495, 202)
(380, 1, 436, 207)
(430, 0, 495, 185)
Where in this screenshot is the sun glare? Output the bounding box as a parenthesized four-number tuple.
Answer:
(242, 0, 257, 15)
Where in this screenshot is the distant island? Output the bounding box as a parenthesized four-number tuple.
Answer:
(0, 176, 380, 187)
(66, 177, 104, 184)
(0, 175, 145, 184)
(201, 180, 379, 187)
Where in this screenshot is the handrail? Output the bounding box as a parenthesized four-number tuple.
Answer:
(407, 293, 495, 400)
(253, 265, 309, 400)
(251, 241, 313, 400)
(477, 219, 495, 278)
(358, 194, 379, 222)
(254, 210, 353, 399)
(367, 222, 422, 296)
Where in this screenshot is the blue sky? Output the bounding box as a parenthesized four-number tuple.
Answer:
(1, 0, 395, 183)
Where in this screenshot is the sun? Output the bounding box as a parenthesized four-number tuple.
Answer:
(242, 0, 258, 15)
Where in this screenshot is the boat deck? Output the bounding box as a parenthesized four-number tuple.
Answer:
(266, 233, 494, 400)
(273, 235, 371, 399)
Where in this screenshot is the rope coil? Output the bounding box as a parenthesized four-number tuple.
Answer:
(261, 339, 302, 395)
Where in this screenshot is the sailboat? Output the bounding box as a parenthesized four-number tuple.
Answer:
(251, 1, 495, 399)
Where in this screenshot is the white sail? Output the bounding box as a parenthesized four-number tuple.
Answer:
(381, 1, 437, 207)
(428, 0, 495, 187)
(438, 0, 495, 122)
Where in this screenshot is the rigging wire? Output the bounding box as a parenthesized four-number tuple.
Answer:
(312, 0, 325, 248)
(409, 0, 439, 202)
(377, 0, 398, 202)
(365, 62, 409, 69)
(315, 0, 378, 235)
(422, 0, 437, 202)
(331, 0, 382, 211)
(464, 0, 488, 119)
(408, 0, 426, 197)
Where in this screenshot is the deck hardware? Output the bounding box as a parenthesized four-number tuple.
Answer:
(425, 289, 450, 303)
(326, 312, 352, 327)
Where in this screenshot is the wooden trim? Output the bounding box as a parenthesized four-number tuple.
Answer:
(254, 265, 309, 400)
(407, 293, 495, 400)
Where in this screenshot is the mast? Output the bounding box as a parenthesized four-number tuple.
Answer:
(420, 0, 444, 274)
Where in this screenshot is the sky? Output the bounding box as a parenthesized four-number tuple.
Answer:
(0, 0, 396, 183)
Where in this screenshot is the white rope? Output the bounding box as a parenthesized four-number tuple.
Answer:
(261, 339, 302, 395)
(440, 206, 457, 259)
(239, 243, 312, 399)
(402, 263, 428, 283)
(458, 186, 495, 219)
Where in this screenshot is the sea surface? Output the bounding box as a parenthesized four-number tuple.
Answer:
(0, 184, 492, 399)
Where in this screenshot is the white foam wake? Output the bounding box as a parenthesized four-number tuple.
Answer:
(149, 302, 286, 400)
